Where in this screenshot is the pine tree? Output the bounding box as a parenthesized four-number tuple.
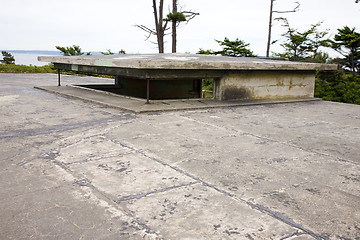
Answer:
(1, 51, 15, 64)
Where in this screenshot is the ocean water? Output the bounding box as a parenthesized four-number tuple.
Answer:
(1, 50, 61, 66)
(11, 53, 52, 66)
(1, 50, 106, 66)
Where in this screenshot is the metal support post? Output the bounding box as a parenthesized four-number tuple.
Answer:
(57, 69, 61, 86)
(146, 79, 150, 104)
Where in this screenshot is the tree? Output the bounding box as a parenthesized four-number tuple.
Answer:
(266, 0, 300, 57)
(274, 19, 330, 62)
(136, 0, 167, 53)
(165, 0, 199, 53)
(331, 26, 360, 74)
(100, 49, 126, 55)
(136, 0, 198, 53)
(152, 0, 166, 53)
(315, 70, 360, 104)
(0, 51, 15, 64)
(171, 0, 179, 53)
(55, 45, 89, 56)
(198, 37, 256, 57)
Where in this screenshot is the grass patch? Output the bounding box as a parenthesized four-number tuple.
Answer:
(0, 63, 113, 79)
(0, 64, 57, 73)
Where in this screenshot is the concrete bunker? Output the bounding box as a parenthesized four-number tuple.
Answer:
(38, 54, 337, 103)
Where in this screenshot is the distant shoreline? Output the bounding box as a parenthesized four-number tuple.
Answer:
(1, 50, 104, 55)
(1, 50, 61, 55)
(0, 50, 61, 66)
(0, 50, 102, 66)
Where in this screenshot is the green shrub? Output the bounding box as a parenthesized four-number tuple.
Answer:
(315, 70, 360, 105)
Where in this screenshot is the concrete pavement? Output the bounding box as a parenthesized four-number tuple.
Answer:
(0, 73, 359, 239)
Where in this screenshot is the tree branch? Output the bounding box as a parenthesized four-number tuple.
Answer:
(182, 11, 200, 23)
(135, 24, 156, 41)
(273, 2, 300, 13)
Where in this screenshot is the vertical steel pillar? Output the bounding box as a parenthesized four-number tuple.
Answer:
(146, 79, 150, 104)
(57, 69, 61, 86)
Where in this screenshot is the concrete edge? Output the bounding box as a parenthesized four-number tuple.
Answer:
(34, 86, 140, 113)
(34, 85, 322, 114)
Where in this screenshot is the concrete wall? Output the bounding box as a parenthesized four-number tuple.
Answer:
(214, 70, 315, 101)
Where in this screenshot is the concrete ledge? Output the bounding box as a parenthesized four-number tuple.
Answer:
(38, 53, 338, 71)
(35, 85, 321, 113)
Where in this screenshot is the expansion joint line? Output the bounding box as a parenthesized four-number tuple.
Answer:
(105, 135, 326, 240)
(179, 115, 359, 166)
(114, 182, 199, 203)
(49, 158, 158, 236)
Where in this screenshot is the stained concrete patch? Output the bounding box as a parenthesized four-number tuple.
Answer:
(0, 156, 157, 240)
(55, 134, 197, 201)
(123, 183, 301, 239)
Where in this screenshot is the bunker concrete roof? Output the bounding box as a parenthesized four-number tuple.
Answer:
(38, 53, 338, 71)
(1, 73, 359, 239)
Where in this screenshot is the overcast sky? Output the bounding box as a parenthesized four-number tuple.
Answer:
(1, 0, 359, 57)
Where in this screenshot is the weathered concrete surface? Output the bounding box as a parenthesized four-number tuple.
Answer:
(1, 73, 359, 239)
(215, 71, 316, 100)
(38, 53, 337, 71)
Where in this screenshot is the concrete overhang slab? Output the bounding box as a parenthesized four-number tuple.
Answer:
(38, 53, 338, 71)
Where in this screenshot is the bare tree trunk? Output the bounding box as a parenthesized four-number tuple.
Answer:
(153, 0, 165, 53)
(172, 0, 177, 53)
(266, 0, 274, 58)
(158, 0, 165, 53)
(266, 1, 299, 58)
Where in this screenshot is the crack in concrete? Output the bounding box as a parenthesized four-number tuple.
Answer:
(250, 203, 322, 239)
(179, 114, 360, 166)
(104, 135, 205, 183)
(7, 110, 340, 239)
(114, 182, 199, 203)
(105, 135, 324, 240)
(50, 157, 159, 237)
(17, 149, 60, 166)
(280, 230, 307, 240)
(0, 114, 135, 140)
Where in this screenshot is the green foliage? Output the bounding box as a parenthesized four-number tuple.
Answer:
(331, 26, 360, 73)
(100, 49, 114, 55)
(216, 38, 256, 57)
(315, 70, 360, 105)
(55, 45, 85, 56)
(198, 37, 256, 57)
(202, 79, 213, 98)
(197, 49, 214, 55)
(1, 51, 15, 64)
(164, 12, 186, 22)
(274, 19, 330, 62)
(202, 79, 213, 90)
(0, 64, 56, 73)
